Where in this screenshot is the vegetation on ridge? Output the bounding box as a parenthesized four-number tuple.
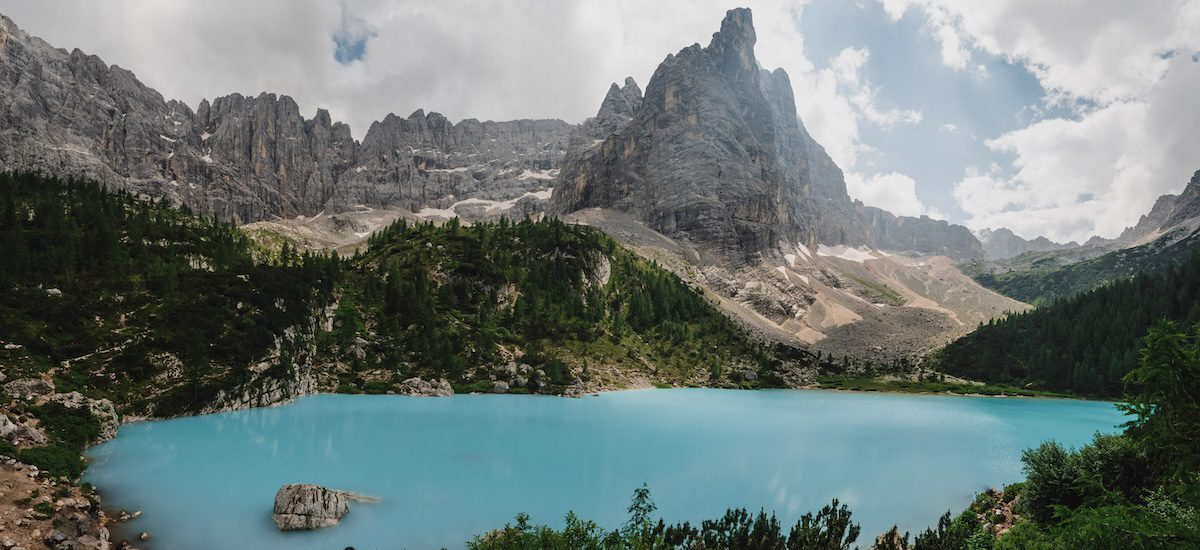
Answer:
(931, 249, 1200, 397)
(330, 215, 776, 393)
(967, 228, 1200, 306)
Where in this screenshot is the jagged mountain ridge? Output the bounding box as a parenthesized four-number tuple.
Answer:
(550, 8, 983, 263)
(968, 170, 1200, 304)
(1118, 169, 1200, 244)
(0, 10, 985, 261)
(0, 14, 572, 224)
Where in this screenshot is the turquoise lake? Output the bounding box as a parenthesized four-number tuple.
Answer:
(84, 389, 1125, 549)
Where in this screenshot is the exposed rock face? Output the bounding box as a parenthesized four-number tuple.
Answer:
(2, 378, 54, 400)
(863, 207, 985, 261)
(272, 484, 369, 531)
(550, 8, 981, 263)
(1119, 169, 1200, 243)
(47, 392, 120, 442)
(977, 227, 1076, 261)
(554, 9, 826, 262)
(396, 377, 453, 397)
(199, 366, 317, 416)
(0, 14, 572, 224)
(0, 413, 46, 446)
(2, 379, 119, 442)
(1164, 170, 1200, 228)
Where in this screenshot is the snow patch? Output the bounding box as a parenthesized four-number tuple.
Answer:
(415, 206, 457, 219)
(201, 154, 213, 164)
(816, 245, 877, 263)
(415, 187, 555, 219)
(517, 169, 556, 181)
(426, 166, 473, 174)
(159, 134, 176, 143)
(200, 131, 212, 141)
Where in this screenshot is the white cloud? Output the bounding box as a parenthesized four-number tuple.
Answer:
(881, 0, 1200, 241)
(828, 47, 923, 129)
(952, 56, 1200, 242)
(847, 172, 939, 218)
(938, 123, 958, 133)
(881, 0, 1200, 103)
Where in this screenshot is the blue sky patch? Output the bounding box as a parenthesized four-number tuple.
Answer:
(333, 6, 376, 65)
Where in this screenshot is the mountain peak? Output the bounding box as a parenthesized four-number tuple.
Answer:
(592, 77, 643, 137)
(707, 8, 758, 81)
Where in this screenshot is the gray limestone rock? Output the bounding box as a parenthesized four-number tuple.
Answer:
(0, 14, 571, 225)
(397, 377, 453, 397)
(272, 484, 364, 531)
(3, 378, 55, 400)
(550, 8, 984, 263)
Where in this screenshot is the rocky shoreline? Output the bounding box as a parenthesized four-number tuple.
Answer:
(0, 457, 109, 550)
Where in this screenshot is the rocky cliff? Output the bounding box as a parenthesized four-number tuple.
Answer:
(0, 14, 572, 224)
(862, 207, 984, 261)
(1118, 169, 1200, 244)
(550, 8, 981, 263)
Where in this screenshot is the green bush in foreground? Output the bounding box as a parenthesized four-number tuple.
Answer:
(991, 321, 1200, 549)
(468, 484, 865, 550)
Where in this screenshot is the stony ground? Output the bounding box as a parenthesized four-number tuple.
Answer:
(0, 457, 109, 550)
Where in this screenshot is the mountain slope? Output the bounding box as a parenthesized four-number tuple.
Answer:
(0, 8, 1017, 363)
(547, 9, 1012, 360)
(550, 8, 983, 263)
(932, 248, 1200, 397)
(968, 170, 1200, 305)
(563, 208, 1025, 364)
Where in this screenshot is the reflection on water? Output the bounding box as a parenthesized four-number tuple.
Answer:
(85, 389, 1124, 549)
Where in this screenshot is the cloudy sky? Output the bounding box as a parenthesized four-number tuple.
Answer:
(3, 0, 1198, 242)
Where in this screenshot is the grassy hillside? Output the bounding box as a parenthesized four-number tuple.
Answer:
(931, 249, 1200, 397)
(969, 228, 1200, 305)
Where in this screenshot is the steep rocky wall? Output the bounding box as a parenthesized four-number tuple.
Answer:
(0, 14, 573, 224)
(549, 8, 981, 264)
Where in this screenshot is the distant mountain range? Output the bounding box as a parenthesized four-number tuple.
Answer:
(976, 228, 1077, 261)
(968, 170, 1200, 305)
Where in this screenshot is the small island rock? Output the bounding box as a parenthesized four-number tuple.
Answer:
(272, 484, 376, 531)
(272, 484, 350, 531)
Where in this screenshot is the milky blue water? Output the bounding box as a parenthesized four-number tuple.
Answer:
(84, 390, 1124, 549)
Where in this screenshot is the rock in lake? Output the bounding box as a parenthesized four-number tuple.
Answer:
(272, 484, 376, 531)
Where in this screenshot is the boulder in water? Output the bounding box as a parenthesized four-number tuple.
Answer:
(272, 484, 376, 531)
